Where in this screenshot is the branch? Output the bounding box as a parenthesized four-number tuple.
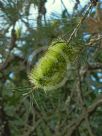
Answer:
(60, 0, 70, 17)
(63, 94, 102, 136)
(76, 61, 95, 136)
(87, 35, 102, 46)
(88, 63, 102, 70)
(0, 55, 27, 71)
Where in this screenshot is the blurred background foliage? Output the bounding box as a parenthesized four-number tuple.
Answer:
(0, 0, 102, 136)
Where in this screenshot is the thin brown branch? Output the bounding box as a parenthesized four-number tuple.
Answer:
(0, 55, 27, 71)
(88, 63, 102, 70)
(76, 61, 95, 136)
(87, 35, 102, 46)
(63, 94, 102, 136)
(66, 3, 92, 44)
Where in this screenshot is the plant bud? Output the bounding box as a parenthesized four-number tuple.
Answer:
(29, 41, 80, 90)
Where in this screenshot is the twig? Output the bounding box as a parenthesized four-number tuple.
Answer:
(0, 55, 27, 71)
(88, 63, 102, 70)
(76, 61, 95, 136)
(66, 3, 92, 44)
(87, 35, 102, 46)
(60, 0, 70, 17)
(63, 94, 102, 136)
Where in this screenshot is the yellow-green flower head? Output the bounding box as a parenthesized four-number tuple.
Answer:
(29, 41, 79, 90)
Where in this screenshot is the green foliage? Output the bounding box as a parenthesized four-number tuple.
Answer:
(0, 0, 102, 136)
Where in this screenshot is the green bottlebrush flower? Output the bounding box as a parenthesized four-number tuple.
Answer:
(29, 41, 80, 90)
